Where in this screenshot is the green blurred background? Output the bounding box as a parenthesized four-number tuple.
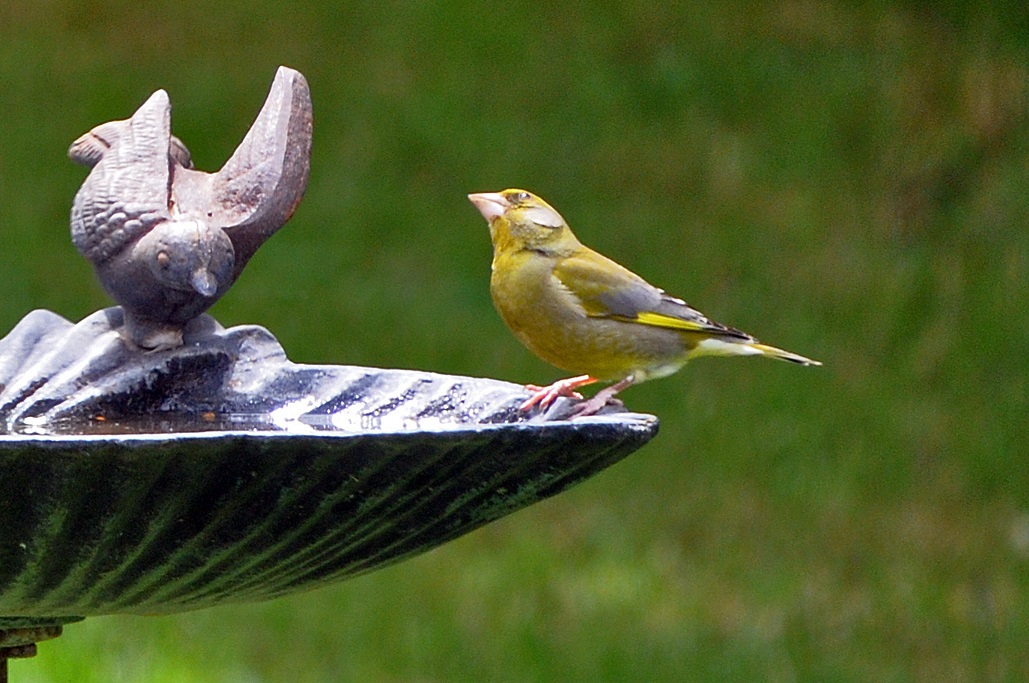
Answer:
(2, 1, 1028, 680)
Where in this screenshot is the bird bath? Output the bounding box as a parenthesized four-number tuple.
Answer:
(0, 68, 658, 679)
(0, 310, 657, 680)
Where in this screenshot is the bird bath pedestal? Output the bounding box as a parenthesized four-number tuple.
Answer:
(0, 68, 658, 679)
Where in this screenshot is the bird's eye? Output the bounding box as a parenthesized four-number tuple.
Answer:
(157, 252, 170, 269)
(511, 191, 531, 203)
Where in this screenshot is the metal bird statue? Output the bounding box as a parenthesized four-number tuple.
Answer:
(68, 66, 312, 350)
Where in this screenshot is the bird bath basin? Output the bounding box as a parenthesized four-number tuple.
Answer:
(0, 309, 658, 677)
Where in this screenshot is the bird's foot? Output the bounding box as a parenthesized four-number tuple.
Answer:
(567, 375, 636, 418)
(520, 375, 597, 411)
(568, 394, 625, 418)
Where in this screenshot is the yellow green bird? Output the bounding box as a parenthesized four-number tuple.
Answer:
(467, 189, 821, 416)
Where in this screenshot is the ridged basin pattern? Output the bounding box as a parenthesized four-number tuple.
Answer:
(0, 310, 658, 625)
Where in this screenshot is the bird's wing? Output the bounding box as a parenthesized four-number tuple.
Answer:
(552, 250, 751, 339)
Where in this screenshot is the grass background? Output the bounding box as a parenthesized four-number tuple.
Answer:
(1, 0, 1028, 680)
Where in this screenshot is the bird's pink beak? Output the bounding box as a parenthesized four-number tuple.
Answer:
(468, 192, 509, 222)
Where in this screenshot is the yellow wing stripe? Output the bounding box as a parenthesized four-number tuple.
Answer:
(630, 311, 714, 332)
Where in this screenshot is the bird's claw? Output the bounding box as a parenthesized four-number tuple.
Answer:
(564, 375, 634, 418)
(519, 375, 596, 412)
(567, 395, 625, 418)
(521, 383, 584, 407)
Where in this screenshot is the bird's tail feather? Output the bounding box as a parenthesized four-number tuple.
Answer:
(750, 343, 822, 366)
(691, 337, 822, 366)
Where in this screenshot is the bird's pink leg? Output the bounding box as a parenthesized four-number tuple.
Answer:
(568, 375, 636, 417)
(520, 375, 597, 411)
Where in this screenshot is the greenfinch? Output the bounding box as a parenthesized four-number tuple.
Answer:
(468, 189, 821, 416)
